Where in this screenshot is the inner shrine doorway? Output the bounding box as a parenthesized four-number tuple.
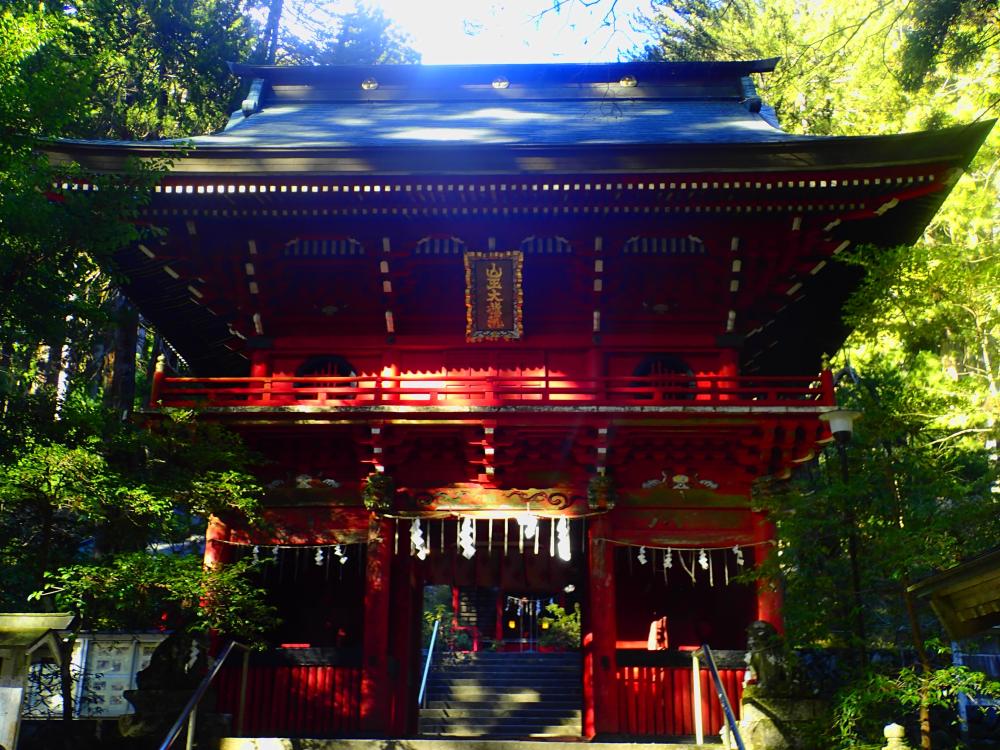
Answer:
(413, 517, 587, 738)
(417, 516, 586, 653)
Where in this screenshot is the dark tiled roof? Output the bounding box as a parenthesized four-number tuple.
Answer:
(196, 60, 788, 149)
(194, 98, 789, 149)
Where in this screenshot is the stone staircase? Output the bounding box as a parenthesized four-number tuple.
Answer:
(419, 651, 583, 738)
(220, 740, 716, 749)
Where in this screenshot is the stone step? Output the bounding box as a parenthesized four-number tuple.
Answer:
(424, 699, 582, 710)
(427, 674, 583, 690)
(420, 708, 583, 720)
(426, 686, 581, 702)
(418, 728, 583, 738)
(437, 653, 581, 660)
(419, 721, 583, 734)
(220, 738, 713, 749)
(430, 666, 581, 679)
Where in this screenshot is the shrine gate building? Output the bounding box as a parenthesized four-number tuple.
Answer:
(48, 59, 991, 742)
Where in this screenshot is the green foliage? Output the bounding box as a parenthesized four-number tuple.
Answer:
(39, 553, 278, 641)
(422, 603, 472, 653)
(586, 473, 616, 509)
(832, 665, 1000, 748)
(361, 472, 395, 512)
(639, 2, 1000, 745)
(898, 0, 1000, 89)
(0, 407, 266, 633)
(279, 3, 420, 65)
(63, 0, 257, 139)
(539, 603, 581, 649)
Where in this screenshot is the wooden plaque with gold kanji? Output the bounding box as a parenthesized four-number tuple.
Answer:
(464, 251, 523, 341)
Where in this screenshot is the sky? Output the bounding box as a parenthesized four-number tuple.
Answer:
(327, 1, 659, 64)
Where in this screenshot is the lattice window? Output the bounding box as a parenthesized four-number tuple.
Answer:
(415, 236, 466, 255)
(520, 236, 572, 254)
(283, 238, 364, 257)
(623, 236, 705, 255)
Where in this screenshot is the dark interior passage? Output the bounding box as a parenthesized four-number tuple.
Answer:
(614, 545, 756, 650)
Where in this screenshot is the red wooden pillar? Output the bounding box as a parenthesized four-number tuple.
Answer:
(250, 351, 269, 403)
(204, 516, 230, 654)
(718, 349, 739, 401)
(204, 515, 229, 568)
(587, 347, 604, 401)
(753, 512, 784, 634)
(585, 515, 618, 738)
(388, 530, 418, 736)
(361, 516, 394, 733)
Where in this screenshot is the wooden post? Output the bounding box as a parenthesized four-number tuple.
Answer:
(204, 516, 229, 569)
(719, 349, 739, 402)
(185, 706, 197, 750)
(203, 517, 230, 655)
(387, 535, 418, 736)
(149, 354, 165, 407)
(753, 513, 784, 634)
(250, 354, 268, 403)
(237, 648, 249, 736)
(820, 366, 835, 404)
(361, 516, 394, 733)
(692, 651, 704, 745)
(586, 515, 618, 737)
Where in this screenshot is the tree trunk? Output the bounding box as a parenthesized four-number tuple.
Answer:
(0, 339, 13, 418)
(108, 294, 139, 419)
(902, 577, 934, 750)
(257, 0, 285, 64)
(36, 499, 55, 595)
(60, 636, 75, 723)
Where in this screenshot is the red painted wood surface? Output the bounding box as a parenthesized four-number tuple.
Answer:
(155, 372, 833, 409)
(215, 664, 362, 737)
(587, 516, 619, 737)
(361, 518, 394, 732)
(614, 665, 745, 737)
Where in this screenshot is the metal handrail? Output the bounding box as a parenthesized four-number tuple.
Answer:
(692, 643, 746, 750)
(157, 640, 251, 750)
(418, 617, 441, 707)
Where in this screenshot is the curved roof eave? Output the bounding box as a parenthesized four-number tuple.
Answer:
(41, 120, 996, 178)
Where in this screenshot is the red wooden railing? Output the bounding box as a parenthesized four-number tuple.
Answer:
(215, 664, 362, 737)
(615, 665, 746, 737)
(152, 372, 833, 409)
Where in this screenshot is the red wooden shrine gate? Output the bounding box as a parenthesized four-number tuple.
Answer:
(47, 58, 990, 740)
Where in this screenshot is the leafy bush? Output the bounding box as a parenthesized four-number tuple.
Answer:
(539, 603, 581, 649)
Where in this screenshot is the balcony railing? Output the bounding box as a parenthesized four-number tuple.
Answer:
(151, 371, 834, 410)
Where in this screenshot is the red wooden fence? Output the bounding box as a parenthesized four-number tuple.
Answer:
(215, 664, 362, 737)
(615, 665, 745, 737)
(153, 372, 833, 409)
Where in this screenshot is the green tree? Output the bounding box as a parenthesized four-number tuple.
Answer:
(2, 408, 272, 632)
(255, 0, 420, 65)
(639, 2, 1000, 747)
(65, 0, 257, 140)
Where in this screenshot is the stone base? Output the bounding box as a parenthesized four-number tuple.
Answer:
(739, 688, 829, 750)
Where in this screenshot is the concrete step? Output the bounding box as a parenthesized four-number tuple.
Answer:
(220, 739, 714, 749)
